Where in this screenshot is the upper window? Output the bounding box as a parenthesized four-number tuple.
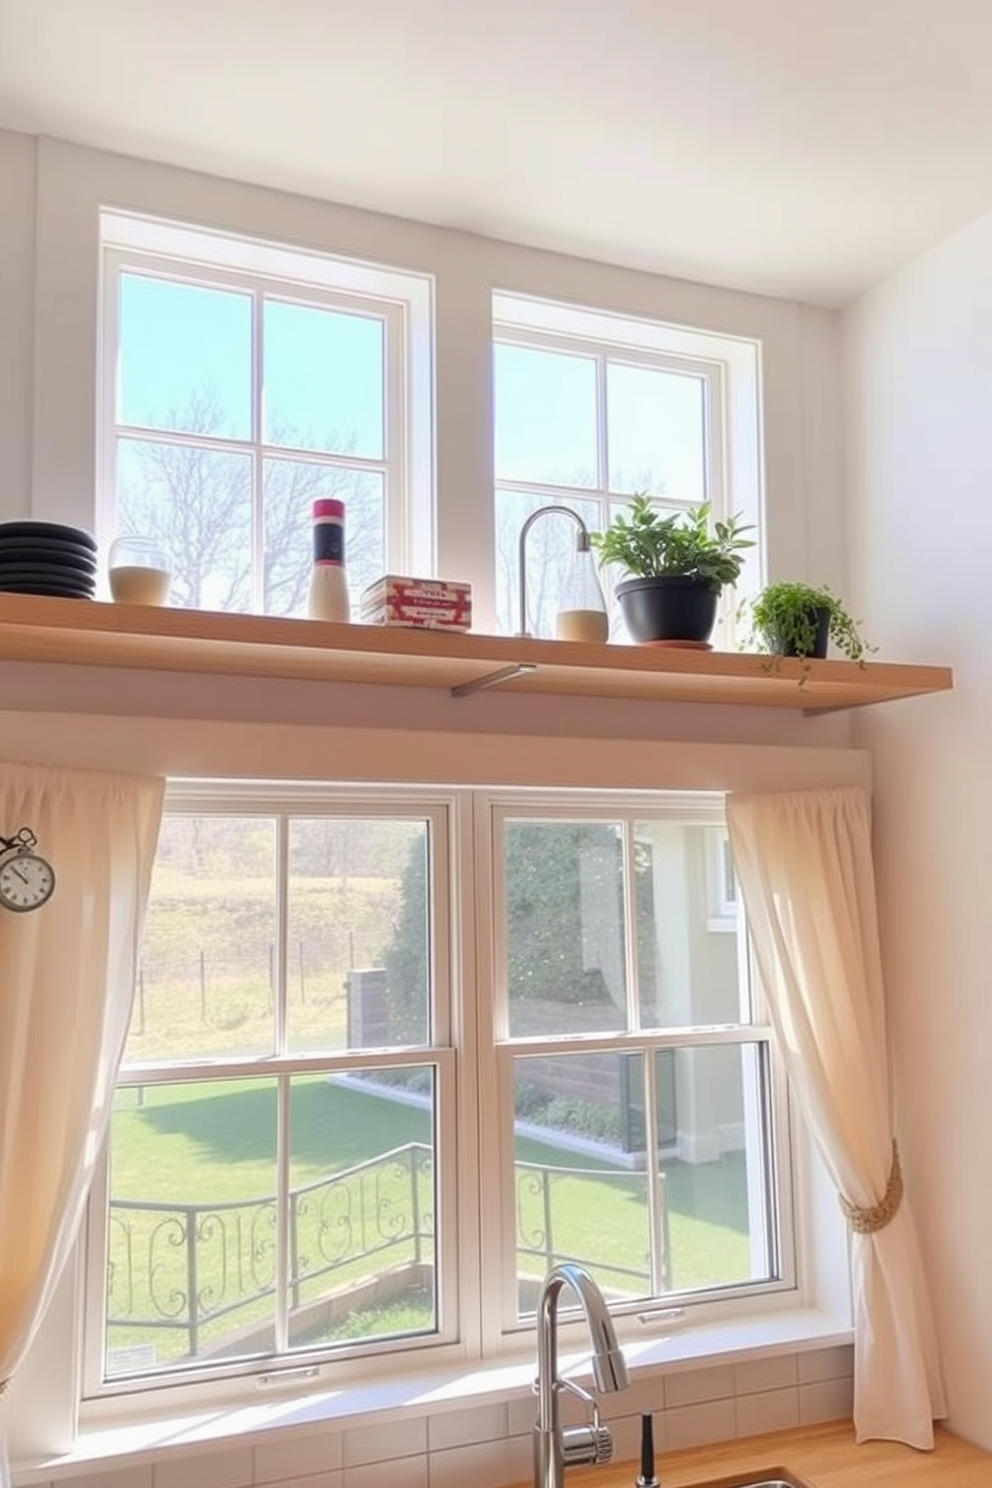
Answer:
(99, 215, 434, 617)
(493, 295, 761, 641)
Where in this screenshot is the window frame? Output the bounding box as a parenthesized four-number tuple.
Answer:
(81, 784, 465, 1402)
(97, 219, 436, 609)
(473, 789, 796, 1355)
(82, 782, 798, 1410)
(492, 294, 764, 644)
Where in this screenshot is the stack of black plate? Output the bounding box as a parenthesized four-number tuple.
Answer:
(0, 521, 97, 598)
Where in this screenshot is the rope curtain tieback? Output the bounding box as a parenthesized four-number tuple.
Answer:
(839, 1140, 904, 1234)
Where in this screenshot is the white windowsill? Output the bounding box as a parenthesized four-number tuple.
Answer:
(12, 1308, 852, 1484)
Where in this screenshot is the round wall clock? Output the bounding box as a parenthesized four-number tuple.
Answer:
(0, 828, 55, 913)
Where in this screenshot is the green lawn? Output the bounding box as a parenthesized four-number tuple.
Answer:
(107, 1078, 752, 1373)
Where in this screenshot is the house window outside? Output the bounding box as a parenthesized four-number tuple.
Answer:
(99, 219, 433, 618)
(493, 298, 761, 642)
(84, 786, 791, 1400)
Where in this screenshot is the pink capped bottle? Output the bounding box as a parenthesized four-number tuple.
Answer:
(308, 497, 350, 622)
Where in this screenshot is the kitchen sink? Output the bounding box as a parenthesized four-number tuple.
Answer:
(686, 1473, 811, 1488)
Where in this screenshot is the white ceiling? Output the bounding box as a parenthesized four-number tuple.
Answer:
(2, 0, 992, 307)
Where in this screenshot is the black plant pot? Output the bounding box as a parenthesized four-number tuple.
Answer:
(764, 605, 831, 659)
(615, 575, 719, 644)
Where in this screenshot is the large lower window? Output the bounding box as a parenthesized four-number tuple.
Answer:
(84, 787, 790, 1400)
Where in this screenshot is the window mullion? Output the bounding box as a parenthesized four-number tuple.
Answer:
(622, 820, 640, 1034)
(274, 815, 290, 1351)
(641, 1049, 668, 1293)
(252, 289, 265, 613)
(275, 815, 289, 1053)
(596, 352, 609, 499)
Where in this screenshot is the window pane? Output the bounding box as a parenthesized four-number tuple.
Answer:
(495, 491, 600, 638)
(117, 437, 252, 612)
(494, 344, 598, 487)
(286, 1069, 436, 1350)
(119, 273, 252, 439)
(264, 300, 384, 459)
(514, 1053, 649, 1315)
(607, 363, 706, 501)
(503, 820, 626, 1036)
(105, 1077, 277, 1378)
(634, 822, 747, 1028)
(657, 1043, 775, 1290)
(262, 459, 384, 618)
(126, 817, 277, 1062)
(287, 818, 431, 1052)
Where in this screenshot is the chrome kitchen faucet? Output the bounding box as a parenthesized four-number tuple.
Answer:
(533, 1262, 630, 1488)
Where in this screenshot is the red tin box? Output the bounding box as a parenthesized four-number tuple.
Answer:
(360, 574, 472, 630)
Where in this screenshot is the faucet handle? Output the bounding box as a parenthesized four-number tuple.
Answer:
(561, 1423, 614, 1467)
(558, 1383, 614, 1467)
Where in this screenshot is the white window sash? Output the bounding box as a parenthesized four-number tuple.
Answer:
(98, 242, 422, 606)
(82, 790, 460, 1400)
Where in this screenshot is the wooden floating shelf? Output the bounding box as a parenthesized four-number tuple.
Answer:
(0, 594, 953, 713)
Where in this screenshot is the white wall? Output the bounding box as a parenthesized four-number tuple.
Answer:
(0, 130, 36, 519)
(845, 207, 992, 1447)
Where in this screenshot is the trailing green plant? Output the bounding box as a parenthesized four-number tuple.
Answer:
(739, 580, 872, 663)
(589, 496, 754, 590)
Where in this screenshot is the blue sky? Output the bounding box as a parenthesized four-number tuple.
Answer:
(118, 271, 706, 504)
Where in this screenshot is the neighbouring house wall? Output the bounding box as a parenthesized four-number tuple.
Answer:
(844, 205, 992, 1447)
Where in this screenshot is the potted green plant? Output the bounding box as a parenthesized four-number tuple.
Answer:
(741, 580, 872, 662)
(590, 496, 754, 644)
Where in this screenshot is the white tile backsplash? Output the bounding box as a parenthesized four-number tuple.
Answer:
(798, 1374, 855, 1426)
(735, 1385, 800, 1438)
(507, 1396, 536, 1439)
(65, 1469, 152, 1488)
(254, 1429, 344, 1484)
(797, 1345, 854, 1383)
(665, 1397, 737, 1452)
(153, 1444, 253, 1488)
(346, 1456, 427, 1488)
(12, 1345, 853, 1488)
(428, 1403, 508, 1452)
(664, 1364, 735, 1409)
(733, 1354, 798, 1396)
(429, 1438, 513, 1488)
(344, 1418, 427, 1468)
(606, 1410, 667, 1464)
(270, 1475, 342, 1488)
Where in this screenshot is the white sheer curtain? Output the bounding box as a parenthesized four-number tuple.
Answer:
(0, 763, 163, 1486)
(727, 785, 945, 1448)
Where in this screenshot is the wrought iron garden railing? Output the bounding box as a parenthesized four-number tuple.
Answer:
(106, 1146, 657, 1364)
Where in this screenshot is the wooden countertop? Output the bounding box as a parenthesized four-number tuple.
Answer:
(565, 1421, 992, 1487)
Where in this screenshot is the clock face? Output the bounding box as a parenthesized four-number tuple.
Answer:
(0, 851, 55, 912)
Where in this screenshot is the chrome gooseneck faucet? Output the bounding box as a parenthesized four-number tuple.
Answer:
(517, 504, 595, 637)
(533, 1262, 629, 1488)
